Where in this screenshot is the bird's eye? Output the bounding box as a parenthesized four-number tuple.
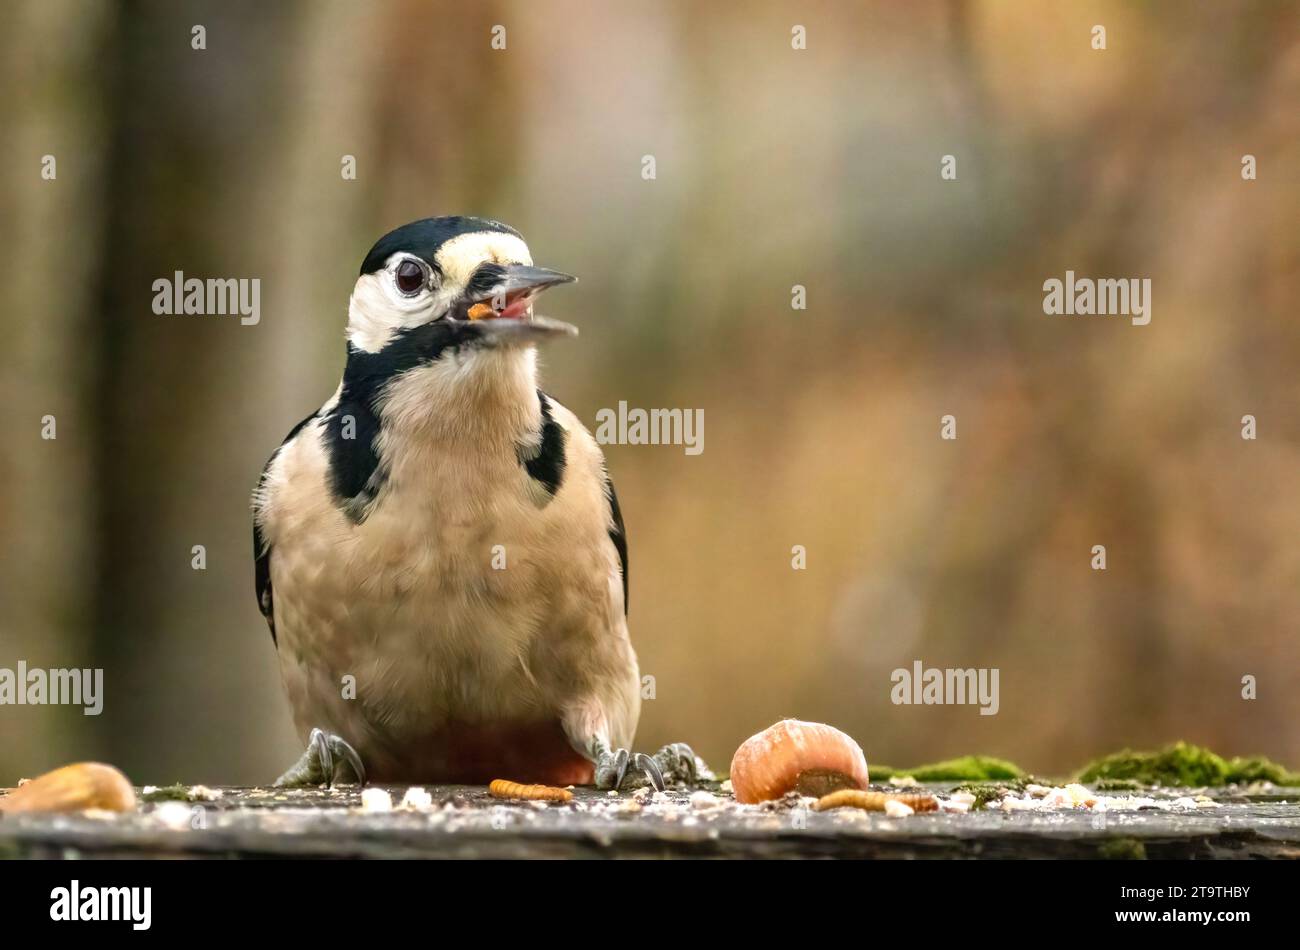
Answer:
(395, 259, 426, 295)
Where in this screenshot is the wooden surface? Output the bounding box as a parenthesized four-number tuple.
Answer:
(3, 783, 1299, 859)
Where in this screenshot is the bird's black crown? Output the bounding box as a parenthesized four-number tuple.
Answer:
(359, 216, 522, 276)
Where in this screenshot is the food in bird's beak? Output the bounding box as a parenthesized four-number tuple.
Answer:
(0, 762, 137, 814)
(461, 264, 575, 322)
(466, 291, 535, 321)
(728, 719, 870, 804)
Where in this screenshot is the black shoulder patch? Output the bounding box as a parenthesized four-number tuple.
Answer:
(322, 397, 384, 520)
(325, 320, 478, 521)
(253, 409, 318, 646)
(519, 391, 567, 497)
(605, 472, 630, 614)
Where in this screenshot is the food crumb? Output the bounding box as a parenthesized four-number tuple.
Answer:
(153, 801, 194, 830)
(360, 787, 393, 812)
(400, 787, 433, 810)
(690, 791, 721, 810)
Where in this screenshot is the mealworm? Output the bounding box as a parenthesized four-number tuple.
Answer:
(489, 779, 574, 802)
(812, 789, 938, 813)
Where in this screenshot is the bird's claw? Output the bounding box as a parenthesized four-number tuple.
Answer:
(594, 746, 634, 790)
(594, 742, 704, 792)
(633, 752, 666, 791)
(651, 742, 700, 786)
(274, 727, 366, 788)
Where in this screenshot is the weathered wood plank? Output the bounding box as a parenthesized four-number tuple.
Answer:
(3, 784, 1298, 859)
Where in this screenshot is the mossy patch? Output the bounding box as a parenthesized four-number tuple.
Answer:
(1223, 756, 1300, 786)
(1078, 742, 1227, 786)
(814, 742, 1297, 794)
(951, 782, 1023, 810)
(140, 783, 195, 803)
(1093, 778, 1144, 792)
(1077, 742, 1300, 788)
(1098, 837, 1146, 860)
(873, 755, 1024, 783)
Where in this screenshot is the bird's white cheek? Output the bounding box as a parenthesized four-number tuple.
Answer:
(346, 273, 443, 353)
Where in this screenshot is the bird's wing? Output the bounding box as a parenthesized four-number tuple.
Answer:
(536, 391, 630, 616)
(603, 471, 630, 615)
(251, 410, 319, 646)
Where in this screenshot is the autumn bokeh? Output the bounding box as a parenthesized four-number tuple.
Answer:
(2, 0, 1298, 784)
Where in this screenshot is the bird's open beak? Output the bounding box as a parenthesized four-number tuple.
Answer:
(466, 265, 575, 318)
(456, 265, 577, 344)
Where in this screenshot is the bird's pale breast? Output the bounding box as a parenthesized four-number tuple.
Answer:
(265, 400, 634, 782)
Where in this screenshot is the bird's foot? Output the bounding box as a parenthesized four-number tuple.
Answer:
(645, 742, 712, 788)
(273, 727, 366, 788)
(594, 746, 659, 791)
(593, 741, 710, 792)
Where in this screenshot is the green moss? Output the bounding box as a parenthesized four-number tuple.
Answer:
(1078, 742, 1228, 787)
(1078, 742, 1300, 788)
(873, 755, 1024, 783)
(1224, 756, 1300, 786)
(140, 783, 194, 803)
(1093, 778, 1143, 792)
(950, 782, 1021, 810)
(1098, 838, 1147, 860)
(871, 743, 1299, 792)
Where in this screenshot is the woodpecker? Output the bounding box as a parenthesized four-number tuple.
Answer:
(252, 216, 699, 791)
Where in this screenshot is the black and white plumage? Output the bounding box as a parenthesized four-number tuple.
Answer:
(252, 217, 690, 789)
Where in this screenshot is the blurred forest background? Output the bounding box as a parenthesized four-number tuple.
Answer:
(1, 0, 1298, 786)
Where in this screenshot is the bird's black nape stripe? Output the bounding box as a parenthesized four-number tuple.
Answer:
(324, 319, 481, 520)
(359, 216, 522, 275)
(253, 409, 319, 646)
(605, 473, 629, 614)
(520, 392, 567, 497)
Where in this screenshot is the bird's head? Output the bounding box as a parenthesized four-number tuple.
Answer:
(346, 216, 577, 359)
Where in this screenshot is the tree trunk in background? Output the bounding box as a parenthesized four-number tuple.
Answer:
(75, 0, 514, 784)
(0, 1, 111, 777)
(77, 1, 400, 784)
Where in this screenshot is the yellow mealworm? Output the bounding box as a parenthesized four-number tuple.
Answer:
(488, 779, 574, 802)
(813, 789, 939, 813)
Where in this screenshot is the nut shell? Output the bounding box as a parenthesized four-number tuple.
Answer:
(0, 762, 136, 814)
(729, 720, 869, 804)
